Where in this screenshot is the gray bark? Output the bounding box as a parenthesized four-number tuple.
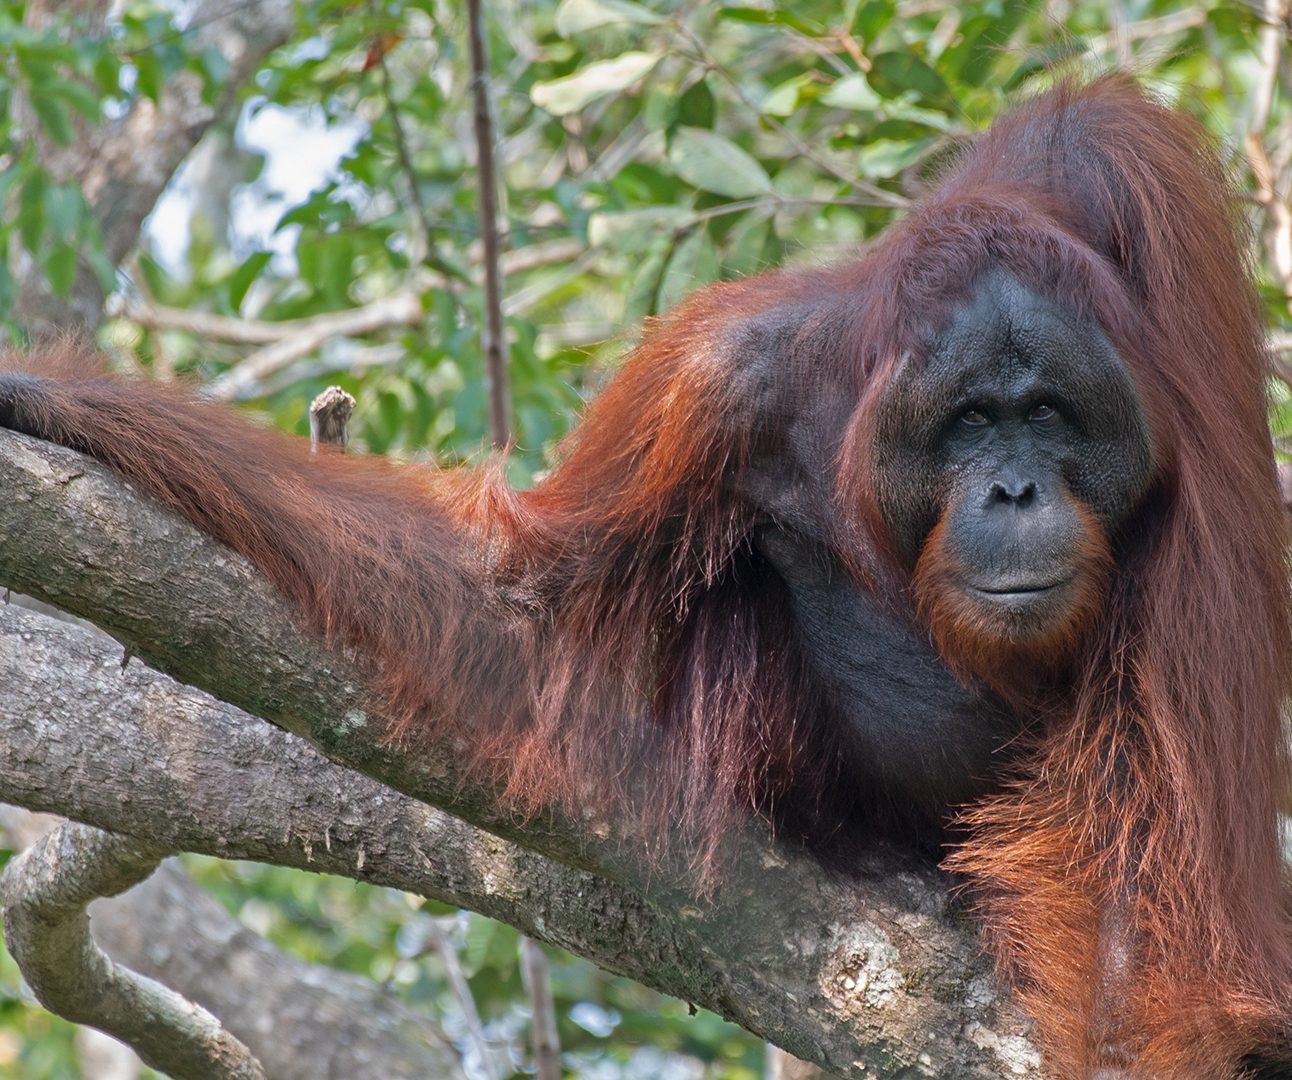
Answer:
(0, 429, 1045, 1079)
(0, 806, 467, 1080)
(2, 822, 266, 1079)
(90, 862, 467, 1080)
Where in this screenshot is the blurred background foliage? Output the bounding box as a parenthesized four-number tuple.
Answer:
(0, 0, 1288, 1076)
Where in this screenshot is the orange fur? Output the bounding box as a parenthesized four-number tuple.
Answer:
(913, 498, 1113, 703)
(844, 80, 1292, 1076)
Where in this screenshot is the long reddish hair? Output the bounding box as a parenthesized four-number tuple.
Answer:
(837, 78, 1292, 1075)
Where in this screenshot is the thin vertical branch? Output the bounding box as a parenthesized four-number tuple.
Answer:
(427, 917, 500, 1080)
(377, 51, 435, 263)
(466, 0, 512, 449)
(520, 936, 561, 1080)
(374, 45, 458, 282)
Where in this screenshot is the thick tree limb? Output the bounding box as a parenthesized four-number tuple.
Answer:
(0, 806, 469, 1079)
(1, 822, 266, 1080)
(0, 603, 647, 942)
(90, 862, 467, 1080)
(0, 429, 1044, 1079)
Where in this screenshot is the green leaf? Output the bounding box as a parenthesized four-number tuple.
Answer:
(30, 95, 73, 145)
(531, 51, 660, 115)
(725, 215, 772, 276)
(18, 170, 46, 255)
(198, 47, 231, 88)
(134, 51, 163, 104)
(293, 231, 317, 284)
(677, 77, 715, 128)
(92, 50, 120, 95)
(44, 183, 82, 241)
(136, 252, 168, 300)
(868, 51, 956, 112)
(761, 73, 815, 117)
(1208, 4, 1264, 36)
(821, 72, 881, 112)
(555, 0, 661, 36)
(641, 86, 674, 130)
(881, 100, 954, 130)
(717, 6, 824, 35)
(857, 136, 937, 179)
(850, 0, 895, 41)
(49, 78, 100, 122)
(941, 5, 1027, 85)
(377, 387, 407, 440)
(426, 289, 456, 346)
(609, 159, 679, 204)
(657, 225, 717, 311)
(84, 246, 116, 292)
(668, 127, 771, 198)
(226, 251, 272, 312)
(44, 243, 77, 297)
(622, 234, 672, 323)
(320, 235, 356, 305)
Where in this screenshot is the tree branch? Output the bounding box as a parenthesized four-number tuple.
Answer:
(90, 861, 467, 1080)
(0, 430, 1044, 1078)
(521, 934, 561, 1080)
(427, 916, 501, 1080)
(1, 821, 266, 1080)
(466, 0, 513, 448)
(1082, 9, 1207, 58)
(197, 291, 425, 402)
(0, 805, 470, 1080)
